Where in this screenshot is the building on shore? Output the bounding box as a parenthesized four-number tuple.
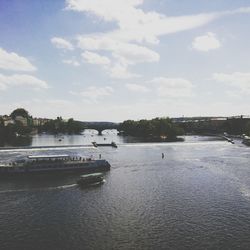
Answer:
(2, 115, 15, 126)
(32, 118, 51, 127)
(15, 116, 28, 126)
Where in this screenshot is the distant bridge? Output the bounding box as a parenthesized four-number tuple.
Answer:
(84, 122, 119, 135)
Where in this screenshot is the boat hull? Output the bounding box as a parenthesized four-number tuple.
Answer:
(0, 160, 110, 176)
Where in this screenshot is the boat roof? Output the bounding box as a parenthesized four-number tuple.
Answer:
(80, 173, 104, 178)
(28, 154, 70, 159)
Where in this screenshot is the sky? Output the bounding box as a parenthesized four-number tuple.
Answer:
(0, 0, 250, 122)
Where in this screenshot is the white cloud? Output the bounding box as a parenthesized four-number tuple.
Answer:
(78, 36, 158, 78)
(213, 72, 250, 94)
(62, 59, 80, 67)
(66, 0, 218, 43)
(77, 36, 159, 64)
(0, 47, 36, 72)
(70, 86, 114, 102)
(112, 43, 159, 65)
(125, 83, 150, 92)
(109, 63, 140, 79)
(0, 73, 49, 90)
(82, 51, 111, 65)
(65, 1, 250, 80)
(78, 36, 159, 67)
(67, 1, 250, 44)
(192, 32, 221, 52)
(51, 37, 74, 50)
(150, 77, 194, 98)
(65, 0, 143, 21)
(81, 49, 141, 78)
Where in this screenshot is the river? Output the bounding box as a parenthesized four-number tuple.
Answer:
(0, 133, 250, 250)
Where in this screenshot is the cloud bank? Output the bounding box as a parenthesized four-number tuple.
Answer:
(0, 74, 49, 90)
(0, 47, 36, 72)
(61, 0, 250, 80)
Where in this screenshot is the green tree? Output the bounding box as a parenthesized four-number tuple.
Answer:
(67, 118, 83, 134)
(119, 117, 184, 140)
(10, 108, 29, 119)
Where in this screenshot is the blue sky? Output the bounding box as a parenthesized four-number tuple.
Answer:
(0, 0, 250, 121)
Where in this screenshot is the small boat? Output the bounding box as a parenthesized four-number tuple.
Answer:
(92, 141, 117, 148)
(77, 172, 104, 186)
(111, 141, 118, 148)
(222, 135, 234, 144)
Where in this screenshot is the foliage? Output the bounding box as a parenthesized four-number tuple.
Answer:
(119, 117, 184, 140)
(0, 109, 86, 145)
(178, 118, 250, 135)
(40, 118, 85, 134)
(10, 108, 30, 119)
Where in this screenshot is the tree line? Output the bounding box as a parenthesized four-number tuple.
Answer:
(0, 109, 85, 142)
(1, 108, 250, 144)
(38, 117, 84, 134)
(179, 118, 250, 135)
(118, 117, 184, 141)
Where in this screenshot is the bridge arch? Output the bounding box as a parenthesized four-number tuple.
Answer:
(84, 122, 119, 135)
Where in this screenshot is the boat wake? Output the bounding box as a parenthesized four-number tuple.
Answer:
(47, 183, 78, 190)
(0, 183, 78, 194)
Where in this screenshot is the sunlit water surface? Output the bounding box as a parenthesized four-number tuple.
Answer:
(0, 134, 250, 250)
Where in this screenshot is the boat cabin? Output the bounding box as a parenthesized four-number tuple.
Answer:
(28, 154, 71, 162)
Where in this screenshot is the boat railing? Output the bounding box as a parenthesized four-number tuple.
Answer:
(10, 156, 95, 168)
(24, 156, 94, 165)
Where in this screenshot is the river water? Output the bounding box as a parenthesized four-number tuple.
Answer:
(0, 133, 250, 250)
